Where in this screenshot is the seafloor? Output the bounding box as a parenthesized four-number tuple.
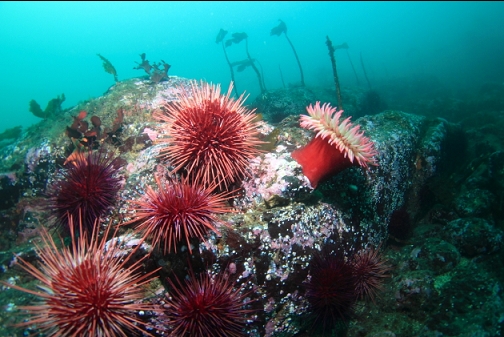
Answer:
(0, 75, 503, 336)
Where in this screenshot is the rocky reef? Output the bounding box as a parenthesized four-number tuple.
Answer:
(0, 77, 503, 337)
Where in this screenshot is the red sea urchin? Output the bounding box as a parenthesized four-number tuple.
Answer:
(163, 270, 254, 337)
(292, 102, 378, 188)
(2, 218, 159, 336)
(351, 245, 391, 303)
(48, 150, 123, 233)
(124, 175, 233, 254)
(153, 81, 263, 190)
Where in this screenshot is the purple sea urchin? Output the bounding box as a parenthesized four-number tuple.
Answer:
(305, 253, 357, 332)
(47, 150, 123, 233)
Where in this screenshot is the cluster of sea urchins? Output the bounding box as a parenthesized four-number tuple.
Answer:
(305, 245, 391, 333)
(127, 81, 263, 255)
(7, 83, 384, 336)
(121, 81, 262, 334)
(3, 81, 262, 336)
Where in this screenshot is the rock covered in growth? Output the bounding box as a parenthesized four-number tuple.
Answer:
(245, 110, 464, 247)
(253, 87, 322, 123)
(453, 188, 495, 217)
(198, 110, 465, 335)
(443, 217, 502, 257)
(0, 74, 472, 336)
(415, 238, 461, 275)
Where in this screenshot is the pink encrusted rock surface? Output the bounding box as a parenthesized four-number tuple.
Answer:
(242, 147, 305, 203)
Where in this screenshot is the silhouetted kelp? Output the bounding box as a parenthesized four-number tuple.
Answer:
(270, 19, 305, 87)
(215, 28, 239, 97)
(326, 36, 343, 109)
(218, 30, 266, 94)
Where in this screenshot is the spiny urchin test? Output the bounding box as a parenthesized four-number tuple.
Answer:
(154, 81, 263, 190)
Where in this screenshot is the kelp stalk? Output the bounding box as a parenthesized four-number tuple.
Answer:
(283, 32, 304, 87)
(325, 36, 343, 109)
(360, 52, 372, 90)
(245, 38, 266, 93)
